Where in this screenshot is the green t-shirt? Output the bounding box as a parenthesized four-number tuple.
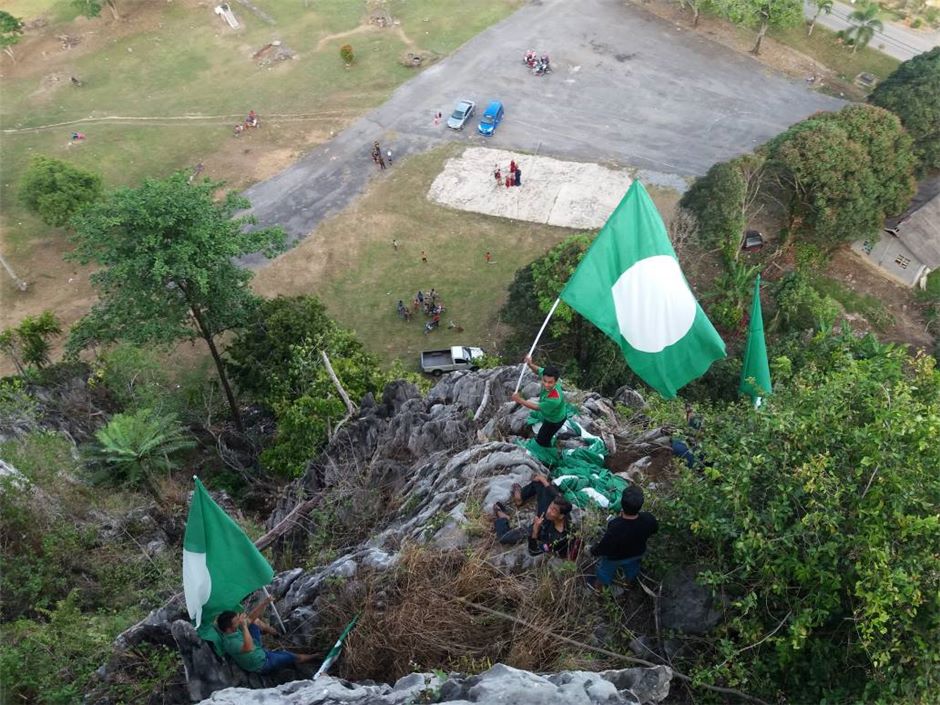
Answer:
(537, 367, 567, 423)
(221, 627, 267, 672)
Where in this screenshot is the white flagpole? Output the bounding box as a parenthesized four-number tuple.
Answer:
(514, 297, 561, 392)
(262, 586, 287, 633)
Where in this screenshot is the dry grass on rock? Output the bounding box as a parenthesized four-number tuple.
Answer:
(316, 544, 620, 682)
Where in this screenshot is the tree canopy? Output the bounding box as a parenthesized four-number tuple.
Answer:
(869, 47, 940, 173)
(19, 157, 103, 228)
(767, 104, 915, 246)
(711, 0, 803, 53)
(660, 333, 940, 702)
(0, 11, 24, 58)
(66, 173, 285, 432)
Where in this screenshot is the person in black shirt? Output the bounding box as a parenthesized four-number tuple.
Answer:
(589, 485, 658, 587)
(493, 474, 573, 557)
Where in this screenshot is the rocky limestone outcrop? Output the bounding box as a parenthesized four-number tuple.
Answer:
(197, 663, 673, 705)
(91, 367, 706, 703)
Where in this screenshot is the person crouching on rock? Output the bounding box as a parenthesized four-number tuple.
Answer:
(588, 485, 658, 589)
(511, 355, 567, 448)
(493, 474, 573, 557)
(218, 597, 316, 674)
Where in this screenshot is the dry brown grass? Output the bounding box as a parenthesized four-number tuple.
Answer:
(315, 543, 621, 682)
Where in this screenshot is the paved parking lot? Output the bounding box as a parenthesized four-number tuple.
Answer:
(242, 0, 843, 259)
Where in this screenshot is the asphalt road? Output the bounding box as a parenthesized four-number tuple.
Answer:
(241, 0, 843, 263)
(804, 0, 939, 61)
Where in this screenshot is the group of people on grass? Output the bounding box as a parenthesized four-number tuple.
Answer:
(497, 355, 658, 589)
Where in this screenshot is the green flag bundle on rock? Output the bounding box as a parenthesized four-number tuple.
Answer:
(314, 614, 359, 679)
(560, 180, 726, 398)
(739, 274, 772, 407)
(183, 477, 274, 628)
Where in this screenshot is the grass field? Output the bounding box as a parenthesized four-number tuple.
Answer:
(0, 0, 523, 338)
(251, 144, 680, 369)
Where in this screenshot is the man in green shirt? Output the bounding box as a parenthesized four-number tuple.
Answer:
(511, 354, 567, 448)
(217, 596, 316, 674)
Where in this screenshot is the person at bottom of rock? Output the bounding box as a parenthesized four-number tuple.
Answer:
(511, 355, 567, 448)
(493, 474, 572, 557)
(589, 485, 658, 589)
(218, 597, 315, 674)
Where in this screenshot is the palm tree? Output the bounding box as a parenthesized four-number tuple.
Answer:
(85, 408, 195, 501)
(846, 2, 884, 53)
(808, 0, 834, 36)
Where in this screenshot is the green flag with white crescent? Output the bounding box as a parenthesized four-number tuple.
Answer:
(739, 274, 772, 407)
(314, 614, 359, 679)
(560, 180, 726, 398)
(183, 477, 274, 629)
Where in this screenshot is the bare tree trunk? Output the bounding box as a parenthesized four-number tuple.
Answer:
(320, 350, 356, 416)
(692, 4, 700, 27)
(106, 0, 120, 20)
(808, 13, 819, 35)
(190, 304, 245, 435)
(752, 20, 768, 54)
(0, 253, 28, 291)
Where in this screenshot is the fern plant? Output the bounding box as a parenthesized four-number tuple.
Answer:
(85, 408, 195, 500)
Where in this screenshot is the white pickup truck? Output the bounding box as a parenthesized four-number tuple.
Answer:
(420, 346, 485, 375)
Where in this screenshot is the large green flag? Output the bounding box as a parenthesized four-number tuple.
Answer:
(183, 477, 274, 628)
(560, 180, 725, 398)
(739, 274, 772, 407)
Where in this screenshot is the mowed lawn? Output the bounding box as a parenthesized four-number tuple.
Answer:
(0, 0, 524, 331)
(251, 145, 680, 369)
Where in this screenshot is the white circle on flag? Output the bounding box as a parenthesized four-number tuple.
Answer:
(612, 255, 696, 353)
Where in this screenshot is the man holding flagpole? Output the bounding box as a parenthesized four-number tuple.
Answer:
(511, 354, 568, 448)
(217, 600, 316, 674)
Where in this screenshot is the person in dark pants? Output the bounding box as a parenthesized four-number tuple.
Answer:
(514, 167, 522, 186)
(511, 355, 567, 447)
(493, 473, 572, 557)
(589, 485, 658, 589)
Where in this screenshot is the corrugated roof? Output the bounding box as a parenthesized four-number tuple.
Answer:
(896, 193, 940, 267)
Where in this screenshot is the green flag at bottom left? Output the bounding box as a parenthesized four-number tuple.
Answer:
(183, 477, 274, 629)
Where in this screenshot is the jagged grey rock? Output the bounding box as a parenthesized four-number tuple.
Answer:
(196, 663, 670, 704)
(660, 567, 723, 635)
(94, 368, 659, 703)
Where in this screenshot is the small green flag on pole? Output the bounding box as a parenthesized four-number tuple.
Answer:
(314, 615, 359, 679)
(183, 477, 274, 629)
(739, 275, 772, 407)
(560, 180, 726, 399)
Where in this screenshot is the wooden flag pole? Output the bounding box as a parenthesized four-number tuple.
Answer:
(514, 297, 561, 392)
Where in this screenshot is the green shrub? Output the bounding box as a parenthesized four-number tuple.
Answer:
(84, 408, 195, 498)
(18, 156, 102, 228)
(0, 310, 62, 373)
(662, 344, 940, 701)
(340, 43, 354, 64)
(771, 272, 839, 332)
(679, 159, 747, 264)
(91, 343, 175, 413)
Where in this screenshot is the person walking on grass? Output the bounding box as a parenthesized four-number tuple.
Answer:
(511, 355, 567, 448)
(218, 596, 316, 674)
(421, 250, 428, 264)
(588, 485, 658, 589)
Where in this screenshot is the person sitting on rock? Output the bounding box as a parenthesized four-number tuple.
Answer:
(589, 485, 658, 589)
(217, 596, 316, 674)
(493, 473, 573, 557)
(511, 355, 567, 448)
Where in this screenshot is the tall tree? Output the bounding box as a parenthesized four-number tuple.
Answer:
(846, 2, 883, 53)
(765, 105, 916, 247)
(869, 47, 940, 174)
(0, 11, 24, 62)
(807, 0, 833, 35)
(19, 156, 103, 228)
(712, 0, 803, 54)
(66, 173, 285, 434)
(678, 0, 710, 27)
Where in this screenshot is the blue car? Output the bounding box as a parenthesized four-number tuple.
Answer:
(477, 101, 504, 136)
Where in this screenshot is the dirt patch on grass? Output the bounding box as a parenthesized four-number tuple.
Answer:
(824, 247, 933, 349)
